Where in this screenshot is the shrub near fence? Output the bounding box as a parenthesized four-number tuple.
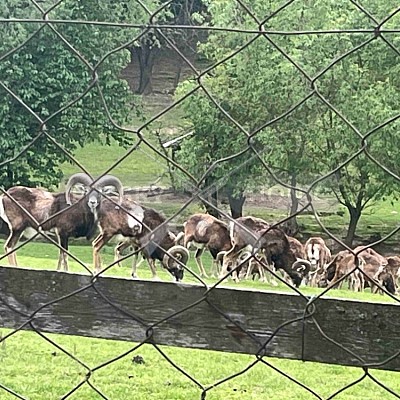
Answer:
(1, 1, 400, 399)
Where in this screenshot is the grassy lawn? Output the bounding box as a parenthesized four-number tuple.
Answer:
(2, 327, 400, 400)
(61, 138, 171, 189)
(1, 238, 398, 302)
(1, 240, 400, 399)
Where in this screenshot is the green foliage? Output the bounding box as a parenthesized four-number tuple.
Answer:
(0, 0, 149, 189)
(174, 83, 261, 196)
(176, 0, 400, 241)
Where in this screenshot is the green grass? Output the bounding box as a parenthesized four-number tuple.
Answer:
(61, 138, 171, 189)
(2, 327, 400, 400)
(1, 238, 398, 302)
(1, 241, 400, 399)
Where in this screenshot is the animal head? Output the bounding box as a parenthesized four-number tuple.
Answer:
(292, 259, 312, 283)
(307, 244, 320, 267)
(162, 245, 190, 282)
(65, 173, 123, 212)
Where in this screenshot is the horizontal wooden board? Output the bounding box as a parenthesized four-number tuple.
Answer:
(0, 265, 399, 371)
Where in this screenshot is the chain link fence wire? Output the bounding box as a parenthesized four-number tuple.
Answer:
(1, 0, 400, 399)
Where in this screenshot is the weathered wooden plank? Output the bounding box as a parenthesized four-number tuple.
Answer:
(0, 265, 399, 371)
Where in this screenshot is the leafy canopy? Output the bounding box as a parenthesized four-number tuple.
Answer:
(0, 0, 158, 189)
(176, 0, 400, 241)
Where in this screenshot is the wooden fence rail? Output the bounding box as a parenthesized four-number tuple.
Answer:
(1, 265, 399, 371)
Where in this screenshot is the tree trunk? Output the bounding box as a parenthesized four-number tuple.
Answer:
(285, 174, 299, 236)
(345, 206, 362, 247)
(203, 191, 221, 219)
(173, 59, 183, 91)
(227, 189, 245, 219)
(201, 177, 221, 218)
(131, 45, 157, 95)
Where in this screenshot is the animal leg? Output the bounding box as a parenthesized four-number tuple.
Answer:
(131, 248, 141, 278)
(220, 246, 238, 278)
(57, 235, 69, 272)
(268, 266, 280, 287)
(148, 258, 159, 280)
(309, 263, 319, 287)
(245, 258, 254, 280)
(257, 259, 266, 283)
(211, 259, 220, 278)
(57, 252, 63, 271)
(55, 230, 63, 271)
(4, 229, 24, 266)
(114, 241, 131, 268)
(195, 247, 208, 278)
(260, 255, 278, 286)
(357, 273, 365, 292)
(213, 251, 227, 278)
(62, 252, 69, 272)
(231, 261, 240, 283)
(92, 233, 112, 273)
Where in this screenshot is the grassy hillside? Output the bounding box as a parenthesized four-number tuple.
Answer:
(61, 138, 171, 189)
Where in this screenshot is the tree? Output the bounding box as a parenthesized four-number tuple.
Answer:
(173, 86, 266, 218)
(176, 0, 400, 244)
(128, 0, 208, 95)
(0, 0, 148, 189)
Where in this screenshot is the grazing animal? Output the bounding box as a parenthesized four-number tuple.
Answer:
(222, 216, 311, 287)
(386, 256, 400, 291)
(0, 173, 123, 271)
(288, 236, 306, 260)
(94, 201, 188, 281)
(318, 250, 348, 288)
(220, 216, 272, 282)
(113, 209, 189, 281)
(304, 237, 332, 287)
(176, 213, 233, 278)
(326, 247, 396, 295)
(238, 250, 272, 283)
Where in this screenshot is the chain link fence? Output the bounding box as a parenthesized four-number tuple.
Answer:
(1, 1, 400, 399)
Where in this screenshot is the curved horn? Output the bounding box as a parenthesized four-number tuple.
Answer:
(292, 259, 311, 276)
(95, 175, 124, 203)
(163, 245, 190, 270)
(215, 250, 227, 264)
(65, 173, 93, 205)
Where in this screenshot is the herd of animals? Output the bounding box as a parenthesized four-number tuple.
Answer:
(0, 173, 399, 296)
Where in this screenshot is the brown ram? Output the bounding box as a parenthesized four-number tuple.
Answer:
(114, 209, 189, 281)
(326, 247, 396, 295)
(222, 216, 311, 287)
(175, 213, 233, 278)
(0, 173, 122, 271)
